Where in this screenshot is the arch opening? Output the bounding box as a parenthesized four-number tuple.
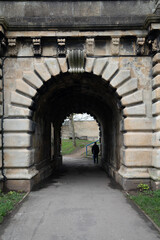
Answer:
(32, 72, 122, 180)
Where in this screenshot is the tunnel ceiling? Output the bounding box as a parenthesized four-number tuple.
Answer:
(33, 73, 121, 126)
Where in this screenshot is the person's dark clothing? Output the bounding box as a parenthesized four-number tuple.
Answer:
(92, 143, 99, 164)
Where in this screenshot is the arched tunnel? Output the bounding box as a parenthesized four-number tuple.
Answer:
(31, 72, 122, 178)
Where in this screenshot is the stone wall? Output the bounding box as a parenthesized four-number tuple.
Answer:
(62, 120, 99, 141)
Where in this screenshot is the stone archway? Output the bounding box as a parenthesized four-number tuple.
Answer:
(3, 56, 150, 191)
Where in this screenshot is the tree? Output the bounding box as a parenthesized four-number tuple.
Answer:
(69, 113, 76, 147)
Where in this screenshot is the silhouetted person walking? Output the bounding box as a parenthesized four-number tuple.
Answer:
(92, 142, 99, 164)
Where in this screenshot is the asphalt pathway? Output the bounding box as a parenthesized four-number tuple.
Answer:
(0, 157, 160, 240)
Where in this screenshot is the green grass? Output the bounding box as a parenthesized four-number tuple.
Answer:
(61, 139, 92, 155)
(129, 190, 160, 228)
(0, 190, 25, 223)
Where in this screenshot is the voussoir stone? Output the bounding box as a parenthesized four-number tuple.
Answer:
(121, 90, 143, 106)
(11, 92, 32, 107)
(58, 58, 68, 73)
(23, 72, 43, 89)
(117, 78, 137, 97)
(16, 79, 36, 98)
(93, 58, 108, 76)
(102, 61, 119, 81)
(85, 58, 95, 73)
(110, 69, 130, 88)
(123, 103, 146, 116)
(45, 58, 60, 76)
(34, 63, 51, 81)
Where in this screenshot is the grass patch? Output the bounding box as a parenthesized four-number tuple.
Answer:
(129, 190, 160, 228)
(0, 190, 25, 223)
(61, 139, 92, 155)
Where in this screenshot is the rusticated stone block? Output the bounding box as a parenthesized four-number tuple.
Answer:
(152, 149, 160, 168)
(102, 61, 119, 81)
(153, 115, 160, 130)
(152, 75, 160, 89)
(123, 104, 146, 116)
(45, 58, 60, 76)
(123, 117, 152, 130)
(34, 63, 51, 81)
(122, 148, 152, 167)
(153, 53, 160, 64)
(152, 101, 160, 116)
(118, 165, 150, 178)
(0, 149, 35, 167)
(152, 132, 160, 147)
(2, 119, 35, 132)
(23, 72, 43, 89)
(117, 78, 137, 97)
(110, 70, 130, 88)
(148, 168, 160, 181)
(3, 133, 32, 148)
(152, 87, 160, 101)
(7, 104, 32, 117)
(93, 58, 108, 76)
(121, 90, 143, 106)
(0, 69, 2, 78)
(85, 57, 95, 73)
(124, 132, 152, 147)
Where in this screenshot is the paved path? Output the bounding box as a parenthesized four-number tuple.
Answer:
(0, 157, 160, 240)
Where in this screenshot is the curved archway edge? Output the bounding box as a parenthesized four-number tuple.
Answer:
(2, 56, 157, 191)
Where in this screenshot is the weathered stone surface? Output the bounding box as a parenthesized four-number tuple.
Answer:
(2, 119, 35, 132)
(152, 75, 160, 89)
(11, 92, 32, 107)
(152, 101, 160, 116)
(102, 61, 119, 81)
(45, 58, 60, 76)
(148, 168, 160, 181)
(117, 78, 137, 97)
(152, 149, 160, 168)
(124, 132, 152, 147)
(5, 167, 38, 180)
(123, 117, 152, 130)
(85, 57, 95, 73)
(16, 79, 36, 98)
(93, 58, 108, 76)
(118, 165, 150, 178)
(110, 70, 130, 88)
(153, 116, 160, 130)
(152, 132, 160, 147)
(34, 63, 51, 81)
(0, 149, 35, 167)
(152, 87, 160, 101)
(0, 69, 2, 78)
(3, 133, 32, 148)
(153, 63, 160, 76)
(153, 53, 160, 64)
(23, 72, 43, 89)
(58, 58, 68, 73)
(122, 148, 152, 167)
(7, 104, 32, 117)
(123, 104, 146, 116)
(121, 90, 143, 106)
